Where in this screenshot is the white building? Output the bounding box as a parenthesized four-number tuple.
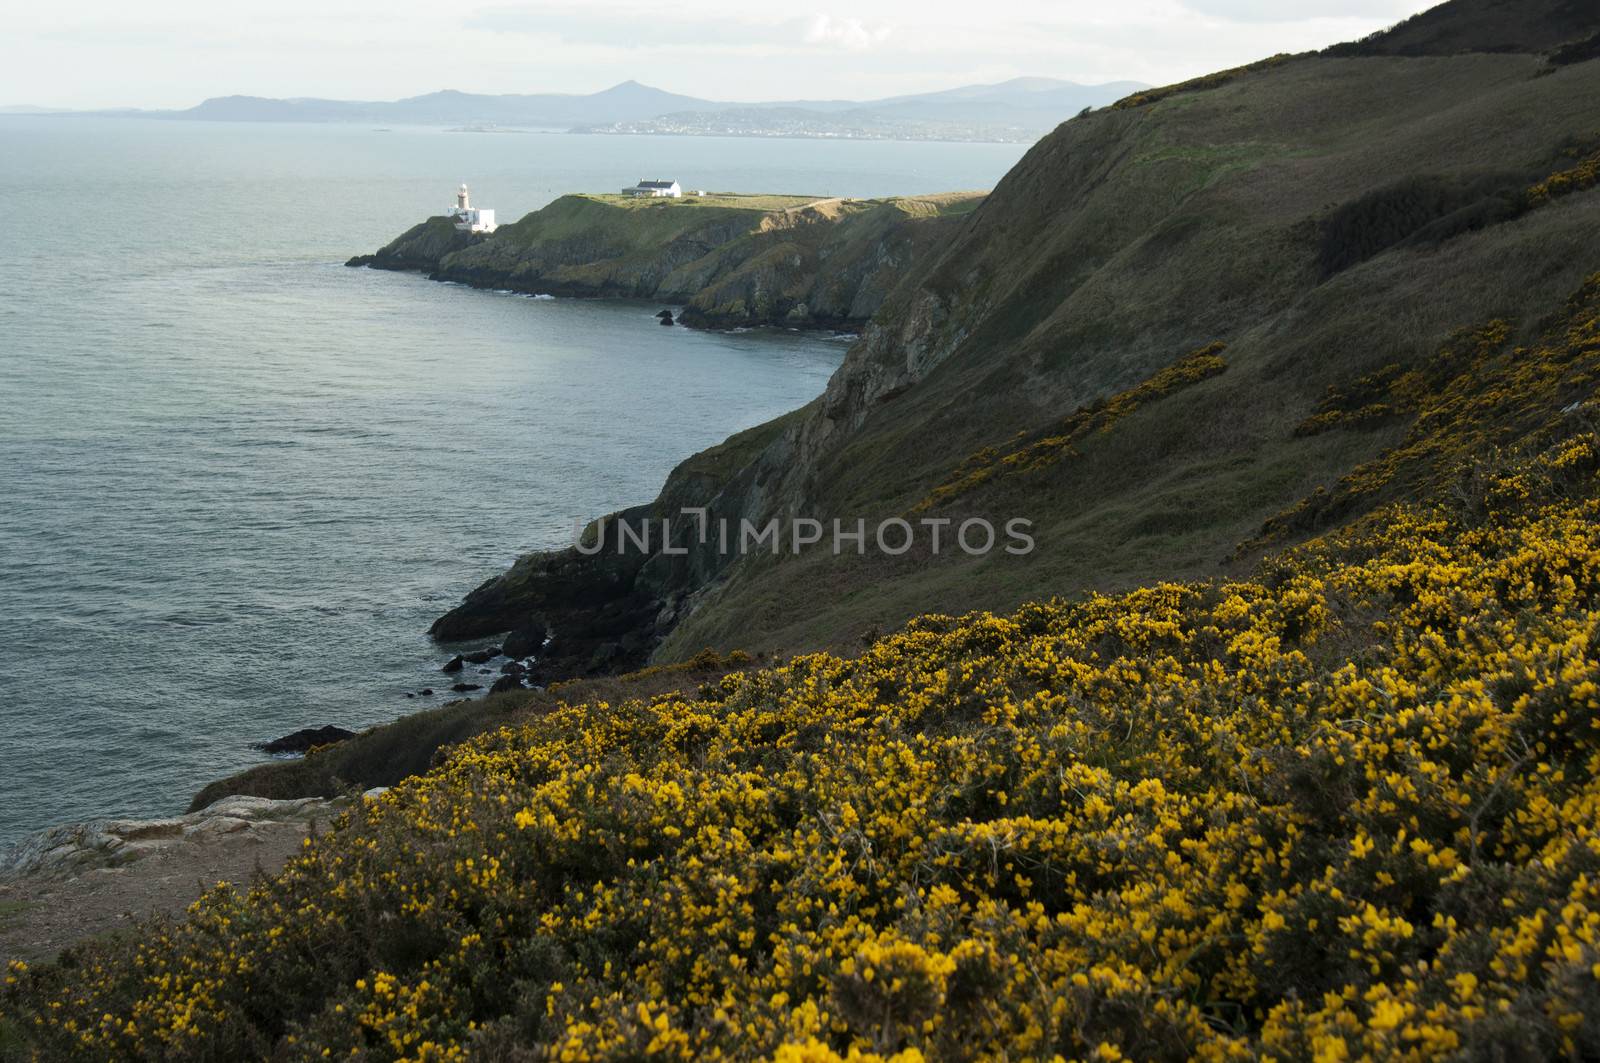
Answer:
(449, 184, 497, 233)
(622, 179, 682, 199)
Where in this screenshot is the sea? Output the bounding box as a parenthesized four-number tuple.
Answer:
(0, 117, 1028, 847)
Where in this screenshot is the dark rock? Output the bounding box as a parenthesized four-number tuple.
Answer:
(463, 647, 500, 664)
(657, 309, 675, 326)
(419, 689, 434, 696)
(489, 675, 524, 694)
(347, 217, 487, 274)
(500, 660, 527, 676)
(428, 505, 665, 685)
(256, 725, 357, 756)
(450, 683, 483, 693)
(405, 692, 415, 698)
(501, 623, 548, 660)
(441, 655, 465, 673)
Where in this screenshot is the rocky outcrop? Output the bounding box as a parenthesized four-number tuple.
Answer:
(257, 725, 356, 755)
(350, 193, 986, 331)
(426, 407, 810, 679)
(430, 503, 662, 682)
(0, 795, 354, 879)
(345, 217, 486, 271)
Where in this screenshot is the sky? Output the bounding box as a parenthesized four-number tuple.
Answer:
(3, 0, 1443, 110)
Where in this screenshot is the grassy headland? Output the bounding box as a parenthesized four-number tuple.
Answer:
(349, 191, 988, 331)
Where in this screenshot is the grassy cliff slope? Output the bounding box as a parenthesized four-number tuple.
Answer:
(1328, 0, 1600, 56)
(428, 9, 1600, 676)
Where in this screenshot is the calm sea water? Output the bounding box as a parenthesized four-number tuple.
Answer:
(0, 118, 1027, 846)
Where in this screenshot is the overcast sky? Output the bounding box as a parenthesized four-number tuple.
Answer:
(4, 0, 1441, 110)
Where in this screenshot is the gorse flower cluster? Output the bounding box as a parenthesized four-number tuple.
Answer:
(1111, 56, 1292, 111)
(914, 343, 1227, 514)
(1247, 272, 1600, 551)
(7, 414, 1600, 1059)
(1529, 147, 1599, 206)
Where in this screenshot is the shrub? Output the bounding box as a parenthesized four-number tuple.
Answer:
(8, 407, 1600, 1058)
(913, 343, 1227, 513)
(1112, 56, 1293, 110)
(1317, 174, 1531, 277)
(1248, 272, 1600, 552)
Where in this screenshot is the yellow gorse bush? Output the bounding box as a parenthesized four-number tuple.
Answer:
(1529, 147, 1600, 206)
(913, 343, 1227, 514)
(1248, 272, 1600, 553)
(6, 424, 1600, 1060)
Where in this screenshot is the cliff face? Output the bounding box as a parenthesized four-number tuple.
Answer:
(350, 193, 985, 331)
(433, 1, 1600, 679)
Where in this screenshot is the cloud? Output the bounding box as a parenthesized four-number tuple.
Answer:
(465, 5, 766, 46)
(801, 14, 893, 50)
(466, 7, 895, 54)
(1177, 0, 1409, 22)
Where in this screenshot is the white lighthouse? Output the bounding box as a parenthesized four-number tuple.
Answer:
(448, 183, 497, 233)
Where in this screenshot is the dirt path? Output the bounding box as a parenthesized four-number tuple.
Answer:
(0, 796, 354, 966)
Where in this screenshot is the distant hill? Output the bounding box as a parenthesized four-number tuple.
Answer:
(588, 79, 1149, 142)
(180, 81, 713, 127)
(48, 77, 1146, 143)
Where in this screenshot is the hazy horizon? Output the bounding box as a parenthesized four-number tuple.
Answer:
(3, 75, 1157, 114)
(5, 0, 1440, 112)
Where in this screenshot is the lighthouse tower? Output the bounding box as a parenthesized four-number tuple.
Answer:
(448, 183, 497, 234)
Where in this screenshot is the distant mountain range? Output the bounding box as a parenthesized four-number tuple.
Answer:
(4, 78, 1147, 143)
(575, 79, 1149, 142)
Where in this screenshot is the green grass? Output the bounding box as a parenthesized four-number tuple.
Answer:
(576, 192, 825, 211)
(0, 901, 34, 930)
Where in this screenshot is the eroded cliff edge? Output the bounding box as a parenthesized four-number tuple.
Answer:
(348, 192, 986, 331)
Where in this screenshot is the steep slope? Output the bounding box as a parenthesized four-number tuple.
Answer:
(352, 192, 985, 331)
(1327, 0, 1600, 57)
(433, 17, 1600, 674)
